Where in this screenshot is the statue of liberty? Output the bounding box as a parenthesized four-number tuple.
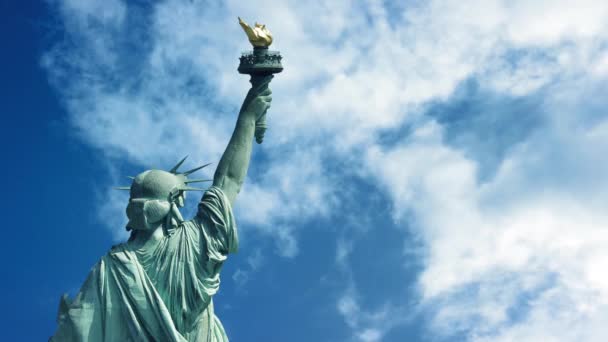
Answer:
(51, 18, 282, 341)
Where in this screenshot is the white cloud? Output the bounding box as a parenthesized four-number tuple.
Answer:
(503, 0, 608, 46)
(338, 292, 386, 342)
(232, 248, 264, 288)
(367, 105, 608, 340)
(336, 274, 403, 342)
(334, 237, 409, 341)
(59, 0, 126, 25)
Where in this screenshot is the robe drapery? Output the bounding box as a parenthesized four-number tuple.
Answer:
(51, 187, 238, 342)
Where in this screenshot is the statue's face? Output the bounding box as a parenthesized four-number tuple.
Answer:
(126, 198, 171, 231)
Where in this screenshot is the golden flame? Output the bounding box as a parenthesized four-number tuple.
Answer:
(238, 17, 273, 48)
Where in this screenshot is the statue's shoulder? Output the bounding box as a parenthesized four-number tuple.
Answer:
(109, 242, 129, 253)
(105, 242, 132, 260)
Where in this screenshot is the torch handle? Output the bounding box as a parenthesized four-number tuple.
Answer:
(250, 74, 274, 93)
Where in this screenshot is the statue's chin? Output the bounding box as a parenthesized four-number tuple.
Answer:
(126, 218, 157, 231)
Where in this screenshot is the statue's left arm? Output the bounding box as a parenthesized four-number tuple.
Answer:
(211, 75, 273, 205)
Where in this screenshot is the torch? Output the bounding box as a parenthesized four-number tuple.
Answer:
(238, 17, 283, 144)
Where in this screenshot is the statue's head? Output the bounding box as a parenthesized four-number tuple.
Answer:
(115, 157, 211, 233)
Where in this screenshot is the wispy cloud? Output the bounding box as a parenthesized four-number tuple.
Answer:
(367, 82, 608, 340)
(335, 238, 410, 342)
(232, 248, 265, 288)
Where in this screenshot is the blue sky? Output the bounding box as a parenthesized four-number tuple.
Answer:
(4, 0, 608, 341)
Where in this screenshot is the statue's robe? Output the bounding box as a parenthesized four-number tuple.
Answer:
(51, 187, 238, 342)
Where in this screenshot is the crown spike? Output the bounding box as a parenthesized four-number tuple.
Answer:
(181, 162, 213, 176)
(127, 176, 135, 180)
(114, 186, 131, 190)
(170, 155, 189, 174)
(184, 178, 213, 184)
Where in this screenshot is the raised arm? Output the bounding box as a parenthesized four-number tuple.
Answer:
(212, 75, 273, 204)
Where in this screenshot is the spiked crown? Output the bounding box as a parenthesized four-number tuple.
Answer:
(115, 156, 212, 201)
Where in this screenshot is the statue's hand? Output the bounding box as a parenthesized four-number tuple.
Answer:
(246, 88, 272, 143)
(244, 88, 272, 121)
